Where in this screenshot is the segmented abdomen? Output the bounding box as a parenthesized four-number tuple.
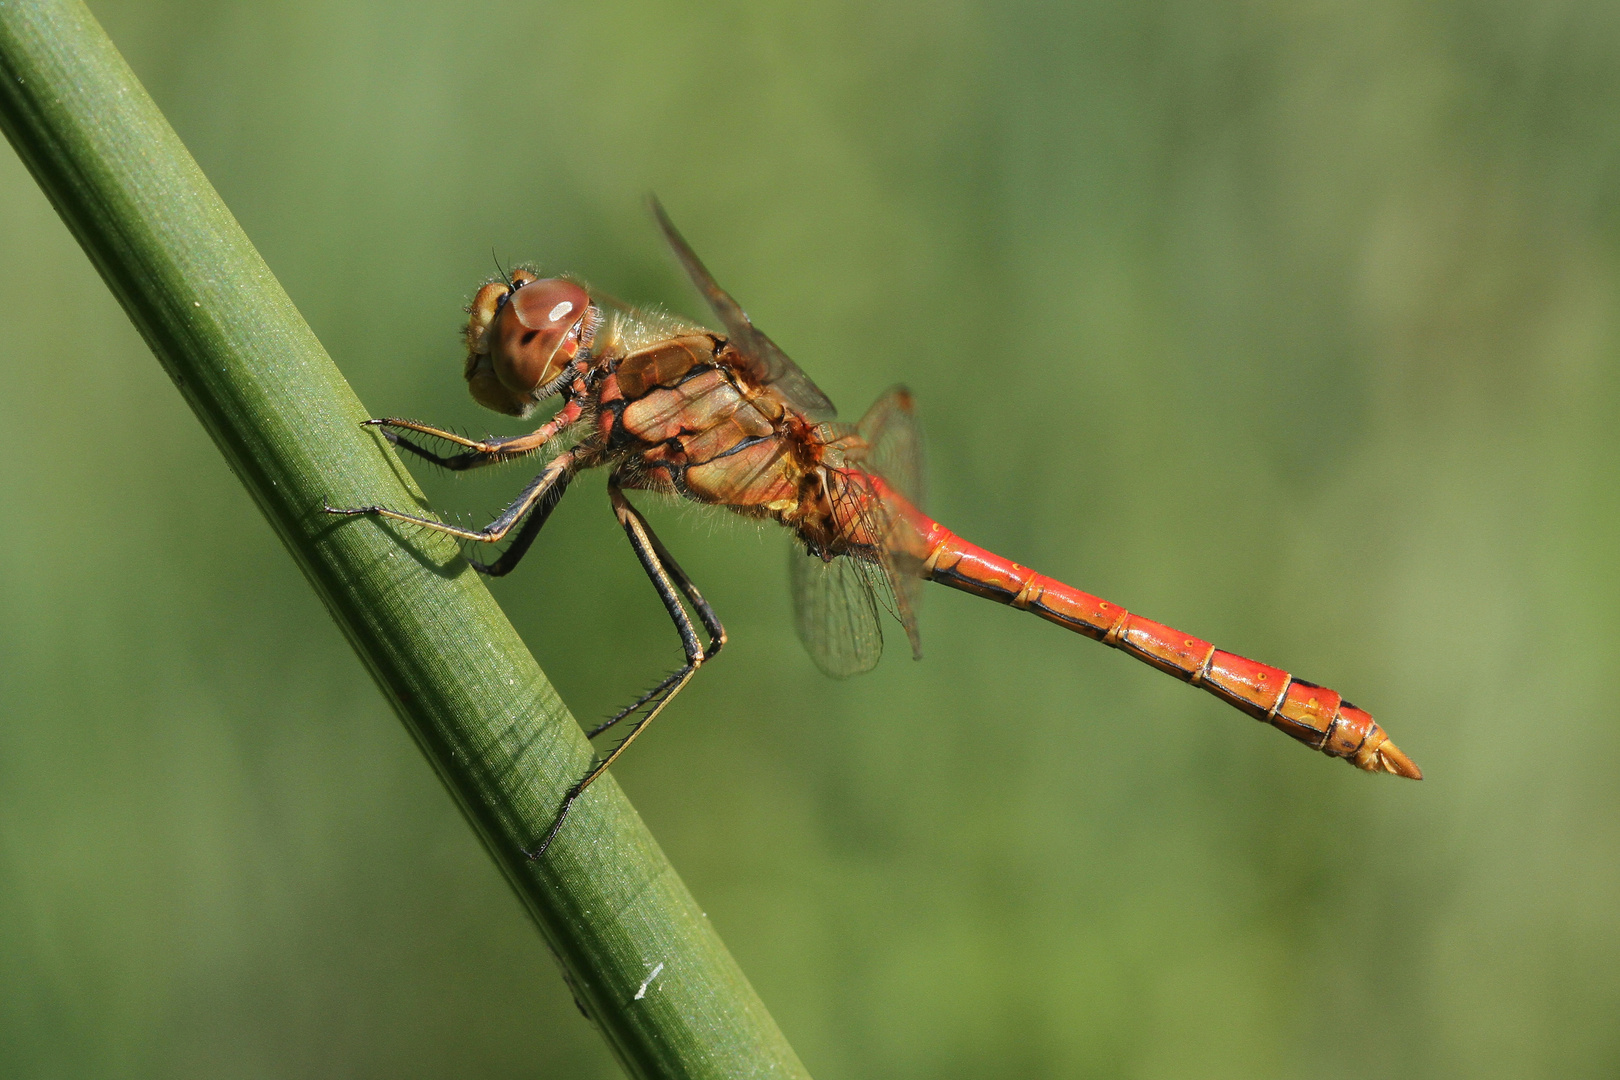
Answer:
(914, 522, 1420, 778)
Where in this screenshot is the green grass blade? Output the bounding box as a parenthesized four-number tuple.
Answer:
(0, 3, 808, 1076)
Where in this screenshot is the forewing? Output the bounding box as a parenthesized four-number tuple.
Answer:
(651, 198, 838, 419)
(789, 545, 885, 678)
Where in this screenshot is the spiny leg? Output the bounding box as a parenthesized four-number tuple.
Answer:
(528, 480, 726, 859)
(365, 399, 583, 472)
(380, 427, 537, 472)
(584, 492, 725, 739)
(325, 450, 575, 545)
(468, 466, 573, 577)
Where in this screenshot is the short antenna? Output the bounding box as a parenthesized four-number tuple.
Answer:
(490, 248, 513, 289)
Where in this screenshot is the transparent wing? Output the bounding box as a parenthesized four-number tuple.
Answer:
(651, 197, 839, 419)
(848, 387, 927, 659)
(855, 385, 925, 512)
(789, 544, 886, 678)
(819, 464, 926, 664)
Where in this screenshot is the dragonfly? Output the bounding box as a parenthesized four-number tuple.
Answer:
(327, 200, 1421, 856)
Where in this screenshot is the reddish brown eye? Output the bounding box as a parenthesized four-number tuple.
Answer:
(491, 278, 590, 398)
(509, 279, 586, 332)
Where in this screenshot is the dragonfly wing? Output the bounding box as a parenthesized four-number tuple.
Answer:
(849, 387, 927, 660)
(651, 197, 839, 419)
(821, 465, 926, 663)
(789, 544, 885, 677)
(855, 385, 925, 511)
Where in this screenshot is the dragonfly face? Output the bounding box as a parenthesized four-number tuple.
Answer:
(463, 271, 598, 417)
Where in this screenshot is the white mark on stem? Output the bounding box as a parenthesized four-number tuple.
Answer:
(634, 961, 665, 1000)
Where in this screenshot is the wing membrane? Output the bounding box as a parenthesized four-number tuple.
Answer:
(850, 387, 927, 659)
(855, 386, 925, 511)
(789, 544, 885, 677)
(786, 386, 932, 675)
(827, 479, 924, 663)
(651, 198, 838, 419)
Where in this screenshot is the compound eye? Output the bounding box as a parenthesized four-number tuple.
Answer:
(492, 278, 591, 395)
(508, 278, 587, 333)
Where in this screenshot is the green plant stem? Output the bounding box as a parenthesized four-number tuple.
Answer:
(0, 3, 808, 1077)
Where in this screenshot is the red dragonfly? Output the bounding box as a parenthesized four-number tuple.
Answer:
(328, 201, 1420, 856)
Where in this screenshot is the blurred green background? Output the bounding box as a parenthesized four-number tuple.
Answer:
(3, 1, 1618, 1076)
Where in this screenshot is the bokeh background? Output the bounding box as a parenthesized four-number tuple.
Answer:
(3, 1, 1618, 1076)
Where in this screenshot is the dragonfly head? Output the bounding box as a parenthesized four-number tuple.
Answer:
(464, 271, 599, 416)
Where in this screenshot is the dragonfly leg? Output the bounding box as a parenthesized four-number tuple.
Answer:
(364, 400, 582, 471)
(324, 450, 575, 546)
(466, 466, 573, 577)
(584, 489, 726, 739)
(527, 480, 726, 859)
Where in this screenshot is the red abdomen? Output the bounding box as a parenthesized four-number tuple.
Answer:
(853, 475, 1420, 778)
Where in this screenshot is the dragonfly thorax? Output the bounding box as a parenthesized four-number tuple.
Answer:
(464, 271, 599, 417)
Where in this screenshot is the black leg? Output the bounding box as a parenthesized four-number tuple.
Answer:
(325, 450, 575, 545)
(528, 480, 726, 859)
(468, 467, 573, 577)
(583, 500, 725, 738)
